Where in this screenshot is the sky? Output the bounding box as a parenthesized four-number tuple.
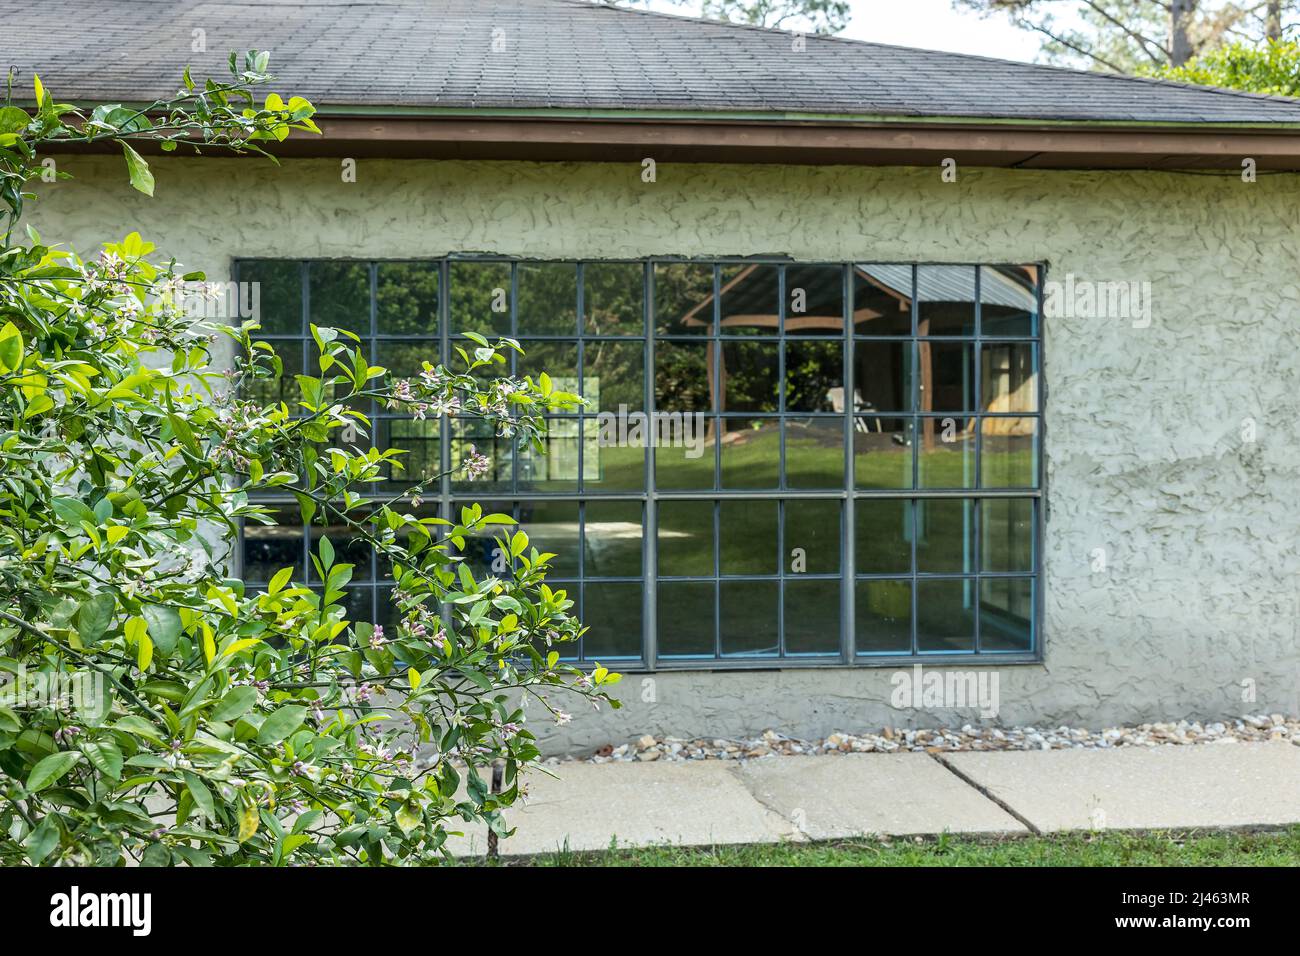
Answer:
(635, 0, 1063, 63)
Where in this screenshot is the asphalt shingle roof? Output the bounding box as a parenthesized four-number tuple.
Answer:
(5, 0, 1300, 124)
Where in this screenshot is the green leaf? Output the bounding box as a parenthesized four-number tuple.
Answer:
(23, 816, 59, 864)
(141, 605, 182, 657)
(26, 750, 81, 792)
(256, 705, 306, 745)
(75, 592, 115, 645)
(52, 496, 97, 528)
(0, 106, 30, 135)
(0, 322, 22, 374)
(121, 142, 155, 196)
(394, 801, 421, 835)
(210, 685, 257, 722)
(237, 802, 259, 843)
(184, 771, 216, 820)
(81, 740, 123, 780)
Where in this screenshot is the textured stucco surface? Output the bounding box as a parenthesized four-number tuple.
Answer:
(27, 155, 1300, 753)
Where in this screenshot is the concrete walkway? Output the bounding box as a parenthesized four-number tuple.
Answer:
(451, 741, 1300, 856)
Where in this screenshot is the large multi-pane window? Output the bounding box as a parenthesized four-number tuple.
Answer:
(235, 259, 1042, 667)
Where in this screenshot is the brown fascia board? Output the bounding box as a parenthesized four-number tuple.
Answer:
(48, 113, 1300, 170)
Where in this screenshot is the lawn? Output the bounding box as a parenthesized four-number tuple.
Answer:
(484, 828, 1300, 867)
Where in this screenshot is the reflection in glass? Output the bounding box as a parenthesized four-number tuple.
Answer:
(309, 512, 374, 582)
(916, 498, 973, 573)
(377, 262, 438, 336)
(785, 264, 844, 336)
(584, 262, 644, 336)
(584, 340, 643, 411)
(658, 581, 716, 656)
(784, 340, 842, 413)
(721, 582, 779, 655)
(448, 499, 514, 579)
(517, 262, 578, 335)
(377, 339, 440, 379)
(239, 260, 302, 334)
(981, 343, 1037, 413)
(980, 418, 1037, 488)
(517, 500, 580, 577)
(921, 341, 974, 413)
(854, 417, 913, 490)
(981, 498, 1034, 573)
(517, 340, 579, 392)
(917, 265, 976, 336)
(854, 340, 911, 413)
(245, 339, 303, 407)
(584, 418, 645, 492)
(916, 579, 976, 652)
(855, 499, 912, 575)
(719, 263, 779, 336)
(657, 500, 714, 577)
(852, 264, 912, 336)
(719, 418, 778, 489)
(917, 417, 975, 489)
(584, 500, 643, 578)
(450, 261, 511, 335)
(980, 578, 1033, 651)
(720, 499, 776, 574)
(518, 417, 580, 492)
(583, 582, 644, 658)
(310, 261, 370, 335)
(242, 504, 304, 582)
(784, 419, 845, 489)
(721, 340, 778, 413)
(856, 579, 912, 654)
(654, 262, 713, 335)
(377, 418, 440, 491)
(784, 499, 839, 574)
(655, 419, 714, 491)
(655, 341, 712, 412)
(784, 579, 840, 654)
(981, 265, 1038, 337)
(450, 418, 511, 492)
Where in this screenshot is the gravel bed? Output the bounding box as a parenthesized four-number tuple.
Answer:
(545, 714, 1300, 764)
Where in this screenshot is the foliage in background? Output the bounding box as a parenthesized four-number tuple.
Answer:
(1148, 37, 1300, 93)
(623, 0, 851, 33)
(955, 0, 1299, 72)
(0, 54, 617, 866)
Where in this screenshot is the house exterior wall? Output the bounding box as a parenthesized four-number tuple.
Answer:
(29, 155, 1300, 753)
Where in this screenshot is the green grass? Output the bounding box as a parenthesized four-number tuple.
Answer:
(482, 827, 1300, 867)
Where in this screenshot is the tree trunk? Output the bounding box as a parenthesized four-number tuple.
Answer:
(1170, 0, 1196, 66)
(1266, 0, 1282, 43)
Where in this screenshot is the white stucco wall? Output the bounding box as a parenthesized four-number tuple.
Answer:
(28, 154, 1300, 751)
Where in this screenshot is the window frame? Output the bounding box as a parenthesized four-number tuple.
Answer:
(233, 256, 1046, 670)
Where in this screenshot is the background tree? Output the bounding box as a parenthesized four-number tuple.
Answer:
(623, 0, 852, 33)
(0, 54, 616, 866)
(1152, 36, 1300, 91)
(954, 0, 1299, 71)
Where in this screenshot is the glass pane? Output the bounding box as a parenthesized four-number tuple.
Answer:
(981, 343, 1037, 413)
(242, 505, 304, 583)
(517, 340, 578, 392)
(855, 499, 912, 575)
(584, 500, 643, 578)
(916, 579, 976, 652)
(655, 423, 714, 491)
(719, 263, 779, 336)
(721, 341, 778, 413)
(657, 500, 714, 577)
(981, 498, 1034, 573)
(981, 419, 1038, 488)
(516, 500, 580, 578)
(784, 340, 842, 413)
(582, 341, 643, 414)
(376, 339, 440, 380)
(449, 500, 515, 580)
(852, 264, 912, 336)
(917, 265, 976, 336)
(309, 512, 374, 583)
(784, 419, 845, 489)
(854, 340, 911, 413)
(920, 341, 974, 413)
(856, 579, 912, 654)
(377, 418, 441, 491)
(450, 418, 512, 493)
(377, 261, 439, 336)
(720, 499, 776, 575)
(916, 499, 974, 574)
(517, 262, 578, 335)
(654, 262, 713, 335)
(518, 417, 580, 492)
(784, 579, 840, 655)
(583, 582, 644, 659)
(238, 260, 301, 335)
(585, 418, 646, 492)
(655, 341, 713, 412)
(245, 339, 303, 407)
(917, 417, 975, 489)
(721, 582, 779, 656)
(981, 265, 1038, 337)
(450, 261, 511, 336)
(719, 418, 778, 489)
(854, 416, 913, 490)
(309, 261, 370, 336)
(980, 578, 1034, 651)
(784, 499, 839, 575)
(584, 261, 644, 336)
(657, 581, 716, 657)
(785, 264, 844, 336)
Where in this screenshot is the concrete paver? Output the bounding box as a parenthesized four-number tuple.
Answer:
(945, 741, 1300, 832)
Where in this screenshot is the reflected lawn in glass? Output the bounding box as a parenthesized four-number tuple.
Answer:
(981, 498, 1034, 573)
(518, 417, 580, 492)
(517, 500, 580, 577)
(783, 499, 839, 574)
(721, 582, 780, 656)
(917, 425, 975, 489)
(657, 581, 716, 656)
(855, 579, 912, 654)
(981, 423, 1037, 488)
(657, 500, 714, 577)
(854, 418, 913, 489)
(583, 582, 644, 659)
(980, 578, 1034, 651)
(915, 498, 973, 574)
(584, 500, 644, 578)
(784, 419, 844, 489)
(856, 499, 912, 575)
(719, 419, 778, 489)
(784, 579, 840, 655)
(916, 578, 976, 652)
(720, 499, 776, 575)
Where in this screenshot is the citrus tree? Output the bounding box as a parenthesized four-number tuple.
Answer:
(0, 54, 618, 866)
